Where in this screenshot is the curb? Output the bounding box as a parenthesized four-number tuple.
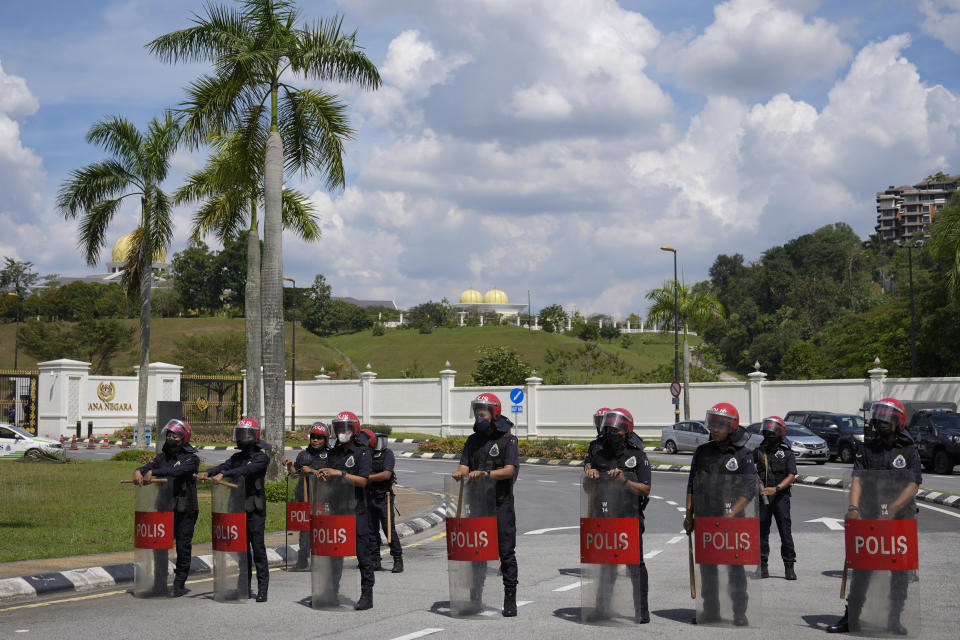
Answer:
(0, 505, 446, 605)
(401, 451, 584, 466)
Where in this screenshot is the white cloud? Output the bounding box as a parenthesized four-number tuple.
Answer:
(919, 0, 960, 54)
(659, 0, 852, 98)
(0, 61, 39, 122)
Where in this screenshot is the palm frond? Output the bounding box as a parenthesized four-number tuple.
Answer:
(56, 161, 136, 217)
(76, 198, 125, 266)
(147, 4, 248, 64)
(192, 192, 249, 243)
(280, 188, 320, 241)
(86, 116, 145, 176)
(118, 227, 149, 298)
(144, 111, 181, 183)
(294, 16, 381, 89)
(178, 72, 261, 148)
(149, 188, 175, 253)
(279, 87, 351, 186)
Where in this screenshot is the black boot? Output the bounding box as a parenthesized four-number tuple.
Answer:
(759, 560, 769, 578)
(391, 556, 404, 573)
(784, 562, 797, 581)
(502, 586, 517, 617)
(827, 606, 859, 633)
(373, 554, 384, 572)
(255, 588, 268, 603)
(355, 590, 373, 610)
(733, 613, 749, 626)
(887, 612, 908, 636)
(170, 582, 189, 597)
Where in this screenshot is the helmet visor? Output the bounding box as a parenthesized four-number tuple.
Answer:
(374, 433, 387, 452)
(332, 420, 357, 436)
(871, 403, 903, 432)
(234, 426, 258, 443)
(161, 420, 189, 443)
(706, 412, 737, 434)
(761, 418, 784, 437)
(471, 401, 496, 420)
(601, 411, 632, 434)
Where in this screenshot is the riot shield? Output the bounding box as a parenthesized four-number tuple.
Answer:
(133, 480, 174, 597)
(579, 476, 644, 624)
(692, 472, 761, 626)
(444, 475, 498, 616)
(211, 478, 249, 603)
(285, 472, 311, 571)
(842, 469, 920, 636)
(309, 474, 358, 609)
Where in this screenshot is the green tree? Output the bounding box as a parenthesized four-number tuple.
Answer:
(471, 346, 531, 386)
(150, 0, 380, 479)
(0, 258, 39, 299)
(172, 333, 246, 374)
(172, 241, 221, 313)
(300, 275, 332, 335)
(539, 303, 566, 333)
(57, 112, 179, 447)
(407, 301, 450, 329)
(17, 318, 134, 374)
(778, 341, 829, 380)
(930, 192, 960, 305)
(599, 324, 620, 342)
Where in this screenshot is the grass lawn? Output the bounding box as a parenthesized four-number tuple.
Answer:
(0, 459, 285, 562)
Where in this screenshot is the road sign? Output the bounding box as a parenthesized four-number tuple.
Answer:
(670, 380, 681, 397)
(671, 397, 679, 405)
(511, 404, 523, 414)
(510, 388, 525, 404)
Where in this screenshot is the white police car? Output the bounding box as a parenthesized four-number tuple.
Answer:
(0, 423, 63, 460)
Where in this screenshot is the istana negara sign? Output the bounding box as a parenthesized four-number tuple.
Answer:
(88, 381, 133, 411)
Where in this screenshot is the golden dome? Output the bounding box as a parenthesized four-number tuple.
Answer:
(111, 233, 167, 263)
(483, 289, 508, 304)
(459, 289, 483, 303)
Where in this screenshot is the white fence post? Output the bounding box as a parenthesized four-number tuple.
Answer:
(360, 367, 377, 425)
(747, 368, 767, 424)
(37, 359, 91, 439)
(525, 374, 542, 438)
(440, 365, 456, 437)
(868, 366, 887, 403)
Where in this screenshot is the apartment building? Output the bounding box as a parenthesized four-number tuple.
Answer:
(875, 174, 959, 243)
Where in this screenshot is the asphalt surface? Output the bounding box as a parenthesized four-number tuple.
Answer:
(2, 455, 958, 639)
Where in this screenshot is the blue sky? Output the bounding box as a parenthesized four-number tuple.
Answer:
(2, 0, 960, 315)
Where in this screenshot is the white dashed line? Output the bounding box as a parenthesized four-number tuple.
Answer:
(553, 581, 583, 592)
(538, 480, 558, 483)
(650, 495, 663, 500)
(667, 536, 685, 545)
(666, 500, 678, 506)
(644, 550, 663, 559)
(388, 629, 444, 640)
(676, 507, 686, 512)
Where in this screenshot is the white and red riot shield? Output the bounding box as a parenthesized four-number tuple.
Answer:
(309, 474, 358, 609)
(692, 472, 761, 626)
(579, 475, 644, 624)
(133, 480, 175, 597)
(285, 472, 311, 571)
(211, 478, 249, 603)
(842, 469, 920, 636)
(444, 475, 499, 616)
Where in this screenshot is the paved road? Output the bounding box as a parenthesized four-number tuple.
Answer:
(3, 455, 958, 639)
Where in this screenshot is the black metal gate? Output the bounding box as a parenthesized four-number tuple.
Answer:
(180, 375, 243, 428)
(0, 370, 39, 433)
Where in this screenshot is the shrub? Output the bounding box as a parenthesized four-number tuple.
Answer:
(265, 481, 286, 503)
(363, 423, 392, 436)
(111, 449, 155, 464)
(372, 322, 385, 336)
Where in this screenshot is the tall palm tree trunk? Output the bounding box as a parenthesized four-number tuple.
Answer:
(245, 207, 263, 424)
(136, 226, 152, 450)
(261, 129, 285, 480)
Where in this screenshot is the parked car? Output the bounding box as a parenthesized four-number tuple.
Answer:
(905, 409, 960, 475)
(743, 422, 829, 464)
(783, 411, 864, 463)
(660, 420, 708, 454)
(0, 423, 63, 460)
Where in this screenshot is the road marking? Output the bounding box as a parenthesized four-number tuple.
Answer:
(553, 581, 582, 592)
(795, 483, 960, 519)
(666, 500, 678, 506)
(676, 507, 686, 512)
(524, 525, 580, 535)
(667, 535, 685, 544)
(388, 629, 444, 640)
(644, 550, 663, 559)
(806, 517, 845, 531)
(650, 495, 663, 500)
(538, 480, 557, 483)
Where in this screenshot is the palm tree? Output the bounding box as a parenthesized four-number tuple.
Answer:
(57, 113, 180, 448)
(149, 0, 380, 479)
(175, 129, 320, 425)
(646, 281, 725, 419)
(930, 192, 960, 304)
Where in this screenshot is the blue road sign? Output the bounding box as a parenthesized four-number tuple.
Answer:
(511, 404, 523, 414)
(671, 397, 680, 405)
(510, 388, 525, 404)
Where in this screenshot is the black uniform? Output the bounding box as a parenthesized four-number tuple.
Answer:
(753, 442, 797, 564)
(459, 416, 520, 589)
(845, 435, 921, 625)
(587, 441, 652, 619)
(205, 442, 270, 595)
(687, 440, 757, 621)
(136, 445, 200, 590)
(367, 447, 402, 561)
(292, 446, 329, 569)
(327, 440, 375, 594)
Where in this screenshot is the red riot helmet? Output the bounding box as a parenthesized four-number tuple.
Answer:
(471, 393, 502, 421)
(358, 428, 377, 449)
(868, 398, 906, 439)
(761, 416, 787, 438)
(706, 402, 740, 435)
(234, 418, 261, 446)
(601, 408, 634, 436)
(309, 421, 329, 444)
(593, 407, 611, 435)
(332, 411, 360, 444)
(161, 419, 192, 445)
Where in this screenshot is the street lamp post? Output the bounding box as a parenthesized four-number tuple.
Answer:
(660, 245, 680, 424)
(283, 276, 296, 433)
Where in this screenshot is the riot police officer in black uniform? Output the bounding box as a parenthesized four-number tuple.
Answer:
(584, 408, 652, 623)
(583, 406, 646, 475)
(133, 419, 199, 597)
(364, 429, 403, 573)
(283, 422, 330, 571)
(683, 402, 756, 626)
(321, 411, 375, 610)
(452, 393, 520, 617)
(198, 418, 270, 602)
(827, 398, 921, 635)
(753, 415, 797, 580)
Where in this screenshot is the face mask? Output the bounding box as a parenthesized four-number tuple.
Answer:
(337, 432, 352, 444)
(605, 430, 625, 447)
(163, 437, 181, 453)
(473, 418, 492, 434)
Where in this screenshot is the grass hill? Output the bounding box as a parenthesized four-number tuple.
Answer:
(0, 318, 710, 384)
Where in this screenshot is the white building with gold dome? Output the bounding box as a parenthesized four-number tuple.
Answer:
(452, 288, 528, 317)
(42, 232, 172, 288)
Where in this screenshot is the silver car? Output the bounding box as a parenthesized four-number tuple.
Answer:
(660, 420, 709, 454)
(743, 421, 829, 464)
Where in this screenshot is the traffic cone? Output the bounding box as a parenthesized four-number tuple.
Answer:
(86, 438, 96, 450)
(101, 437, 110, 449)
(121, 434, 129, 449)
(69, 435, 78, 450)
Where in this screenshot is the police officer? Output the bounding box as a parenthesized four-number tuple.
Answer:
(584, 408, 651, 624)
(283, 422, 330, 571)
(320, 411, 375, 610)
(364, 429, 403, 573)
(452, 393, 520, 617)
(197, 418, 270, 602)
(133, 419, 199, 597)
(753, 416, 797, 580)
(683, 402, 756, 626)
(827, 398, 920, 635)
(584, 406, 646, 475)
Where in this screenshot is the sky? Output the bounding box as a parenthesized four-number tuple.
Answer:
(2, 0, 960, 316)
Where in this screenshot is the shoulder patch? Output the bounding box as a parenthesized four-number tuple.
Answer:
(725, 456, 739, 471)
(345, 455, 355, 468)
(625, 456, 637, 469)
(892, 454, 906, 469)
(319, 451, 327, 459)
(775, 450, 785, 459)
(489, 443, 500, 457)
